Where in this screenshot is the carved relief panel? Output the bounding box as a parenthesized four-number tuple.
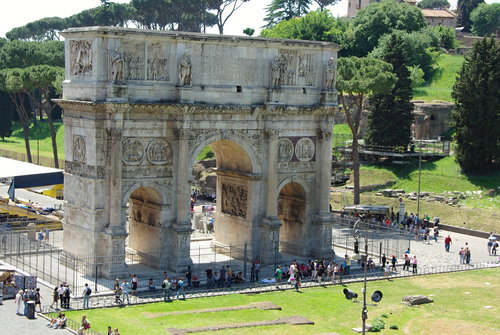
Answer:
(221, 183, 247, 218)
(122, 138, 145, 165)
(72, 135, 86, 163)
(147, 42, 169, 81)
(297, 53, 315, 86)
(70, 40, 93, 76)
(124, 43, 145, 81)
(147, 138, 172, 165)
(295, 138, 315, 162)
(278, 138, 294, 162)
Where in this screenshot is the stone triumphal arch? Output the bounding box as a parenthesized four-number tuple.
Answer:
(58, 27, 339, 278)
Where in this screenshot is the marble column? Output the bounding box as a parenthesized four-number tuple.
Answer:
(171, 129, 193, 271)
(103, 128, 128, 278)
(311, 127, 335, 258)
(259, 128, 282, 264)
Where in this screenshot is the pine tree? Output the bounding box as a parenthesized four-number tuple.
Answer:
(457, 0, 484, 32)
(452, 37, 500, 173)
(365, 34, 414, 149)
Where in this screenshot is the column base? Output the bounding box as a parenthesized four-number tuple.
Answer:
(259, 217, 281, 265)
(310, 213, 335, 259)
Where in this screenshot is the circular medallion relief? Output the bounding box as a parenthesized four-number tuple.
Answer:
(295, 138, 315, 162)
(147, 138, 172, 165)
(73, 135, 86, 162)
(122, 138, 144, 165)
(277, 138, 294, 162)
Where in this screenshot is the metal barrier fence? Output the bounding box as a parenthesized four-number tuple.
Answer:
(40, 260, 500, 312)
(333, 217, 412, 260)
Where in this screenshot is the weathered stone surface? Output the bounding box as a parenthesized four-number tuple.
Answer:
(402, 295, 434, 306)
(59, 27, 339, 277)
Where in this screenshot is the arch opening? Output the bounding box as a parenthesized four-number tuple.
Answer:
(190, 139, 254, 248)
(126, 186, 164, 265)
(278, 182, 306, 255)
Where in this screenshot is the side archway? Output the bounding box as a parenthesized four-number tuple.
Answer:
(278, 178, 309, 255)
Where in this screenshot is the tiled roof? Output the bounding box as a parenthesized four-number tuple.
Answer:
(421, 9, 457, 18)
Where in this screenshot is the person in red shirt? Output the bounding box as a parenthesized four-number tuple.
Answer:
(444, 235, 452, 252)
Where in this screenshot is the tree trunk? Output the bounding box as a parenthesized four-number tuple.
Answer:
(352, 135, 360, 205)
(46, 111, 59, 168)
(22, 123, 33, 163)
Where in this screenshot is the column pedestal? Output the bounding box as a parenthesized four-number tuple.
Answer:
(259, 217, 281, 265)
(310, 213, 335, 259)
(170, 224, 193, 271)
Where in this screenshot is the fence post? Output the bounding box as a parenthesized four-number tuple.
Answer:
(243, 242, 247, 280)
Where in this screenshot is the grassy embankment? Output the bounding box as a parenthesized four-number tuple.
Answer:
(413, 54, 464, 102)
(333, 155, 500, 233)
(0, 121, 65, 161)
(63, 268, 500, 335)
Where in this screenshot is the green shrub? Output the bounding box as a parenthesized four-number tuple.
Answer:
(371, 317, 386, 332)
(390, 324, 399, 330)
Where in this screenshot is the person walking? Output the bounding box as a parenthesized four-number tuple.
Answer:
(82, 283, 91, 309)
(492, 241, 498, 256)
(444, 235, 452, 252)
(275, 266, 283, 288)
(250, 262, 256, 283)
(121, 280, 130, 304)
(412, 255, 418, 274)
(34, 287, 42, 312)
(391, 255, 397, 271)
(186, 266, 192, 288)
(50, 286, 59, 310)
(255, 260, 260, 282)
(403, 253, 410, 271)
(384, 262, 391, 279)
(176, 277, 186, 300)
(162, 277, 171, 302)
(15, 290, 24, 315)
(131, 274, 138, 295)
(464, 243, 471, 264)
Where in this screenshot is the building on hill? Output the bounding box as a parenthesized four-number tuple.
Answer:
(421, 9, 457, 27)
(347, 0, 416, 17)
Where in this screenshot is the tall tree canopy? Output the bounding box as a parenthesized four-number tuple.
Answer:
(365, 34, 414, 148)
(457, 0, 484, 32)
(337, 57, 396, 204)
(0, 40, 64, 69)
(451, 38, 500, 173)
(0, 90, 15, 140)
(470, 3, 500, 37)
(263, 0, 312, 28)
(417, 0, 449, 9)
(369, 28, 441, 80)
(350, 0, 427, 57)
(261, 10, 351, 54)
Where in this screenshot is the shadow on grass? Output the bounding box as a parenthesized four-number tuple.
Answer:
(462, 169, 500, 190)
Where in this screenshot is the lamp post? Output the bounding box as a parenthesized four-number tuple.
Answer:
(353, 218, 368, 335)
(416, 154, 421, 218)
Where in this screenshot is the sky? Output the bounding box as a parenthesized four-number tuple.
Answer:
(0, 0, 498, 39)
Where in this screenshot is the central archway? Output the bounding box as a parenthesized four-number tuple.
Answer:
(192, 139, 256, 249)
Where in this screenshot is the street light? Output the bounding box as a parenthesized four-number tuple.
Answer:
(348, 218, 383, 335)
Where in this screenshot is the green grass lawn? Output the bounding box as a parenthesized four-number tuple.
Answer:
(413, 54, 464, 102)
(64, 269, 500, 335)
(359, 156, 500, 194)
(0, 121, 65, 160)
